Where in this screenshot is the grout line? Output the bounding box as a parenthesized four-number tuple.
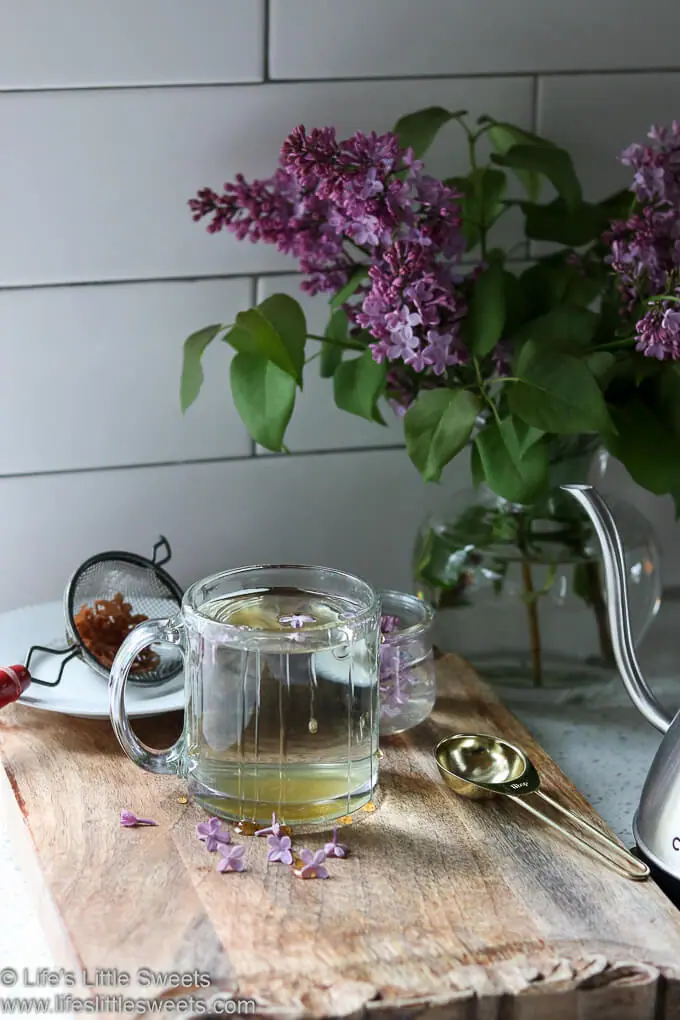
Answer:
(263, 0, 270, 82)
(0, 444, 407, 483)
(1, 66, 680, 97)
(248, 275, 259, 461)
(0, 257, 530, 296)
(531, 74, 539, 134)
(0, 270, 295, 293)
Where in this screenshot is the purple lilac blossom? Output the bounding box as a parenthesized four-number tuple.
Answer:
(323, 828, 349, 858)
(294, 849, 330, 880)
(607, 123, 680, 360)
(267, 833, 293, 864)
(217, 844, 246, 873)
(120, 810, 157, 827)
(190, 124, 468, 372)
(620, 122, 680, 206)
(196, 817, 231, 851)
(635, 302, 680, 360)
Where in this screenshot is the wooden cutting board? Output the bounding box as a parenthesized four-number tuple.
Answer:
(1, 654, 680, 1020)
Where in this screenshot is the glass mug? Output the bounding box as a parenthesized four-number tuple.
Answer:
(110, 564, 380, 827)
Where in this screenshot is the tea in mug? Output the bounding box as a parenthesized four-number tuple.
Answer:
(184, 587, 379, 825)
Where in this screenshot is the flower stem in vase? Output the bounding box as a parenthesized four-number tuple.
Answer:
(521, 559, 543, 687)
(584, 560, 615, 667)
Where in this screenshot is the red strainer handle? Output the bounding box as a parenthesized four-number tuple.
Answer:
(0, 665, 31, 709)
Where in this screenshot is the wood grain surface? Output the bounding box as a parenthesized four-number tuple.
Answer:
(1, 654, 680, 1019)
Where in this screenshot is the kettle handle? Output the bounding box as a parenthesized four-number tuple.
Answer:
(562, 485, 671, 734)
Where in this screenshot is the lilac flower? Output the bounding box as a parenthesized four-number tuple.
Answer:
(267, 833, 293, 864)
(255, 811, 281, 837)
(120, 810, 157, 828)
(635, 300, 680, 360)
(278, 614, 315, 629)
(189, 123, 465, 323)
(196, 817, 231, 851)
(380, 615, 401, 635)
(323, 828, 349, 859)
(620, 122, 680, 205)
(294, 849, 330, 880)
(217, 844, 246, 873)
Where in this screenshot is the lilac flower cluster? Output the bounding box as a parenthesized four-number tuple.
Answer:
(607, 123, 680, 360)
(190, 124, 471, 377)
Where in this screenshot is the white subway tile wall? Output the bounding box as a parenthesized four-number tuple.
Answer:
(270, 0, 680, 79)
(1, 1, 679, 609)
(0, 2, 265, 89)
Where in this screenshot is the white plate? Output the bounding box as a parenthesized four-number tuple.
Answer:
(0, 601, 184, 719)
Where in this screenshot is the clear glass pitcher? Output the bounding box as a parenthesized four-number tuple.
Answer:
(109, 564, 381, 827)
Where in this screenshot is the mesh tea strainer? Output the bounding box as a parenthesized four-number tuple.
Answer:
(0, 537, 184, 710)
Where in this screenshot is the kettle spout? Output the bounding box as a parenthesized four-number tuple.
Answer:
(562, 484, 672, 735)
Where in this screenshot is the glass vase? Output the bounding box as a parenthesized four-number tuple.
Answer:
(413, 439, 661, 688)
(378, 590, 436, 736)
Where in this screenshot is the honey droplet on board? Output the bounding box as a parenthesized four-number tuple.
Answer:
(233, 820, 260, 836)
(337, 815, 354, 826)
(376, 748, 385, 760)
(308, 717, 318, 734)
(176, 795, 189, 805)
(360, 801, 377, 813)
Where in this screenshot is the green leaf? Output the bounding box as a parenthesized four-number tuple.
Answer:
(510, 305, 599, 354)
(605, 397, 680, 496)
(330, 267, 370, 310)
(393, 106, 466, 158)
(519, 258, 604, 316)
(492, 143, 582, 212)
(320, 309, 347, 378)
(333, 350, 387, 423)
(488, 123, 555, 201)
(456, 168, 508, 251)
(474, 418, 549, 503)
(501, 270, 528, 335)
(180, 324, 224, 412)
(509, 340, 614, 435)
(230, 353, 296, 452)
(232, 293, 306, 385)
(470, 442, 485, 488)
(404, 389, 481, 483)
(514, 421, 545, 456)
(463, 260, 506, 357)
(586, 352, 616, 382)
(522, 198, 604, 246)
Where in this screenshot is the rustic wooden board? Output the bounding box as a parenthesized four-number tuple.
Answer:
(1, 654, 680, 1019)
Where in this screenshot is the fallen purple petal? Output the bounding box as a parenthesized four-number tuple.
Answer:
(120, 810, 157, 828)
(196, 817, 230, 851)
(217, 844, 246, 873)
(323, 827, 349, 858)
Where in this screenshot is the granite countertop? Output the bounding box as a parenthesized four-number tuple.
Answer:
(1, 598, 678, 978)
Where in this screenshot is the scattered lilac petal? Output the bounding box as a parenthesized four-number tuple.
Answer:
(267, 833, 293, 865)
(217, 844, 246, 873)
(196, 817, 231, 852)
(120, 810, 157, 828)
(255, 812, 281, 837)
(279, 614, 316, 629)
(323, 828, 349, 858)
(294, 848, 330, 879)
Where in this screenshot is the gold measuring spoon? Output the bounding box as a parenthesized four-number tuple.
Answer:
(434, 733, 649, 882)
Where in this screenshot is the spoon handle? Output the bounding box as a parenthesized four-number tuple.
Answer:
(509, 791, 649, 881)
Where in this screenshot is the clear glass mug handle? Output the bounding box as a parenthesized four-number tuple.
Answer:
(109, 617, 186, 775)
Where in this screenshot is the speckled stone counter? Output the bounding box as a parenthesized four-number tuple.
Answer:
(1, 598, 678, 981)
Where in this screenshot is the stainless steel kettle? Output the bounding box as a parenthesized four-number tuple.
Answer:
(563, 483, 680, 882)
